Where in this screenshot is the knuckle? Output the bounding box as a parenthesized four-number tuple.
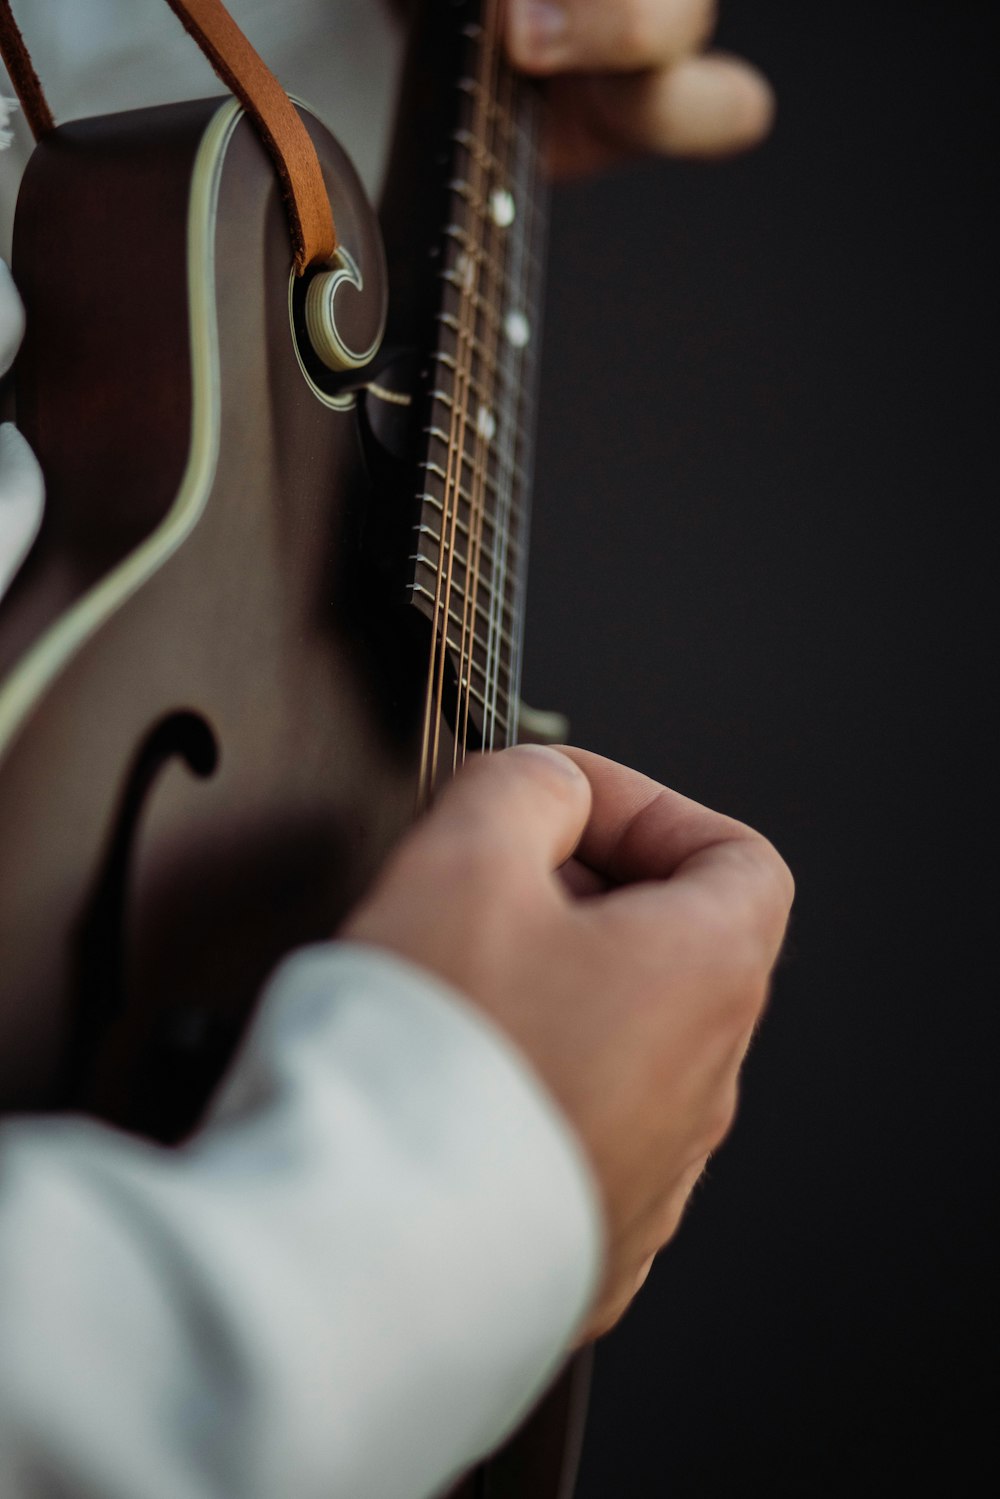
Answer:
(748, 830, 796, 915)
(713, 833, 795, 953)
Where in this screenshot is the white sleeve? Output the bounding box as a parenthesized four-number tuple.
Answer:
(0, 943, 604, 1499)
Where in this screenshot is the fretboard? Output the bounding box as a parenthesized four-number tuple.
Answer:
(408, 0, 548, 796)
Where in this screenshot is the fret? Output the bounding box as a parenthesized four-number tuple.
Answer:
(423, 429, 505, 487)
(438, 267, 540, 344)
(428, 350, 536, 415)
(439, 272, 508, 337)
(423, 414, 528, 472)
(406, 602, 514, 693)
(451, 127, 509, 178)
(411, 6, 547, 772)
(447, 176, 514, 226)
(409, 547, 520, 629)
(433, 314, 535, 403)
(416, 516, 523, 560)
(456, 76, 534, 150)
(416, 489, 525, 548)
(411, 598, 515, 726)
(411, 566, 516, 647)
(421, 455, 528, 505)
(437, 276, 539, 370)
(443, 220, 542, 278)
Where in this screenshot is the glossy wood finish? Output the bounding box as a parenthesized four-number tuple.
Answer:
(0, 98, 410, 1125)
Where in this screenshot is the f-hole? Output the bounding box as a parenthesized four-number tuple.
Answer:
(65, 711, 219, 1109)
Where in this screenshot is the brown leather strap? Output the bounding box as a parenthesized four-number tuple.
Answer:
(162, 0, 336, 271)
(0, 1, 56, 139)
(0, 0, 336, 273)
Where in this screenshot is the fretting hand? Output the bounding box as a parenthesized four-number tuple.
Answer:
(344, 744, 794, 1337)
(505, 0, 775, 174)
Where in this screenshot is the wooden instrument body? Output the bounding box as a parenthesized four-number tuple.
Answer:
(0, 97, 424, 1132)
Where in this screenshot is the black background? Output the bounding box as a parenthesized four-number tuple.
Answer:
(522, 2, 996, 1492)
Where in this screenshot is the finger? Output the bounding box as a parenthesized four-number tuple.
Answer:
(557, 854, 611, 898)
(557, 746, 793, 947)
(506, 0, 717, 76)
(414, 744, 594, 880)
(555, 746, 754, 881)
(0, 261, 26, 378)
(581, 51, 775, 160)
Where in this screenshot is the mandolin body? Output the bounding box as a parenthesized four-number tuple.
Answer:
(0, 96, 421, 1131)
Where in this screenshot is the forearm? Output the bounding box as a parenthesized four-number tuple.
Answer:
(0, 944, 602, 1499)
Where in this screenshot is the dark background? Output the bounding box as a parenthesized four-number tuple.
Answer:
(522, 2, 996, 1492)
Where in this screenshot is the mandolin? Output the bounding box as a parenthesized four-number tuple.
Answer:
(0, 0, 589, 1493)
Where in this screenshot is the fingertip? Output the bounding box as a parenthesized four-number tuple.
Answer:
(503, 742, 589, 784)
(505, 0, 572, 75)
(720, 57, 777, 151)
(663, 54, 777, 157)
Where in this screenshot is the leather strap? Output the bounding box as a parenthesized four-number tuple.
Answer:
(0, 1, 55, 139)
(0, 0, 336, 273)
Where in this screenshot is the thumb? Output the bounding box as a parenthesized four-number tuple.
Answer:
(422, 745, 593, 879)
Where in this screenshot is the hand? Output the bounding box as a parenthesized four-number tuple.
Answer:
(504, 0, 775, 175)
(343, 744, 794, 1338)
(0, 261, 44, 601)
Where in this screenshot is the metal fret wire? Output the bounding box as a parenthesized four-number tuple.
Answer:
(459, 25, 541, 757)
(443, 9, 501, 778)
(418, 1, 500, 801)
(417, 1, 541, 795)
(503, 86, 542, 743)
(487, 78, 540, 747)
(452, 38, 540, 755)
(454, 20, 515, 768)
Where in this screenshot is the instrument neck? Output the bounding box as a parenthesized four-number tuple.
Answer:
(381, 0, 548, 797)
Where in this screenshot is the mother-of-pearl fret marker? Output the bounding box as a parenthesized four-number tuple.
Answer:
(504, 309, 530, 348)
(477, 405, 497, 441)
(490, 187, 516, 227)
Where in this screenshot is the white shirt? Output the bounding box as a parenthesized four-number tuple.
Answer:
(0, 945, 603, 1498)
(0, 6, 605, 1495)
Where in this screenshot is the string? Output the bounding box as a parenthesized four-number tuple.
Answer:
(428, 0, 497, 790)
(482, 78, 538, 748)
(458, 12, 542, 756)
(416, 0, 542, 798)
(491, 84, 544, 746)
(454, 8, 514, 768)
(417, 0, 499, 804)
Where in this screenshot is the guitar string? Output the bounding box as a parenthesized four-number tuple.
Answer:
(416, 0, 497, 806)
(486, 37, 535, 748)
(491, 79, 542, 746)
(418, 1, 536, 788)
(466, 19, 539, 752)
(483, 74, 536, 748)
(485, 64, 530, 748)
(454, 9, 516, 766)
(429, 0, 500, 788)
(462, 59, 540, 749)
